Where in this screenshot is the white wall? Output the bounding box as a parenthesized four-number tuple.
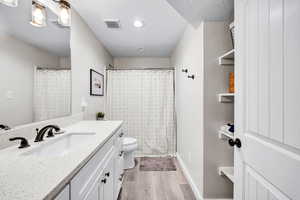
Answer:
(0, 34, 60, 127)
(171, 21, 234, 199)
(171, 23, 205, 197)
(59, 56, 71, 68)
(71, 10, 113, 120)
(113, 57, 171, 68)
(203, 21, 233, 199)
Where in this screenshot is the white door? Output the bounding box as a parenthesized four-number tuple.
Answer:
(235, 0, 300, 199)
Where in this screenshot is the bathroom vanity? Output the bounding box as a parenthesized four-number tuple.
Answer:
(0, 121, 124, 200)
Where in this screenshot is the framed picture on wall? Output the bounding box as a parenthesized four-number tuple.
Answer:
(90, 69, 104, 96)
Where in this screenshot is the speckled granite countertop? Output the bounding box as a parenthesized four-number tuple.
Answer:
(0, 120, 123, 200)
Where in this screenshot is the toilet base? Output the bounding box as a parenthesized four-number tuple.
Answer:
(124, 152, 135, 169)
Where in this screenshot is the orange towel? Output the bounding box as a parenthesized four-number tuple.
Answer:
(229, 72, 234, 93)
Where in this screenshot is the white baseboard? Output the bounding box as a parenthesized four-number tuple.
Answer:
(176, 153, 203, 200)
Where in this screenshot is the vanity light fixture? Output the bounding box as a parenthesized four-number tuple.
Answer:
(58, 0, 71, 27)
(0, 0, 18, 7)
(133, 20, 144, 28)
(30, 1, 47, 27)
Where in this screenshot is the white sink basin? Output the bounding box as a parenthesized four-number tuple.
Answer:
(22, 132, 96, 157)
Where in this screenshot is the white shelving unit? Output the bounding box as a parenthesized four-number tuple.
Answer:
(218, 49, 235, 66)
(218, 167, 234, 183)
(218, 93, 234, 103)
(218, 130, 234, 140)
(217, 25, 235, 195)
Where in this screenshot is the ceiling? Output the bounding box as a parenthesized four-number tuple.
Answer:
(72, 0, 187, 57)
(0, 0, 234, 58)
(0, 0, 70, 57)
(72, 0, 234, 57)
(167, 0, 234, 28)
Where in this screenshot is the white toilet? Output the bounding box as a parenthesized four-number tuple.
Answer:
(123, 137, 138, 169)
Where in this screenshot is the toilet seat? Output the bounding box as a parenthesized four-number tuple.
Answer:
(123, 137, 138, 152)
(123, 137, 137, 146)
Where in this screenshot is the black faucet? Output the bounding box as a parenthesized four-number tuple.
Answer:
(9, 137, 30, 149)
(0, 124, 11, 131)
(34, 125, 61, 142)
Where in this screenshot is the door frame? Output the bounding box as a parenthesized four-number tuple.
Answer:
(234, 0, 247, 199)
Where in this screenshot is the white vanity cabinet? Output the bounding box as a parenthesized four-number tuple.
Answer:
(102, 154, 115, 200)
(85, 181, 100, 200)
(114, 132, 124, 199)
(54, 185, 70, 200)
(69, 127, 124, 200)
(85, 153, 114, 200)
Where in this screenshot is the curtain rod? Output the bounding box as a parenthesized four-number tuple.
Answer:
(37, 67, 71, 70)
(106, 67, 174, 71)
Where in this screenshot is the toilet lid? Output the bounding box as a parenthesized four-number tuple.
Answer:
(123, 137, 137, 145)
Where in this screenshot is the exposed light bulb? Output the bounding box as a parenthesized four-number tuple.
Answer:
(59, 7, 70, 25)
(34, 8, 44, 21)
(58, 0, 71, 27)
(133, 20, 144, 28)
(0, 0, 18, 7)
(30, 1, 47, 27)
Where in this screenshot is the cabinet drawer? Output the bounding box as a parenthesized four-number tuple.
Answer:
(71, 136, 115, 200)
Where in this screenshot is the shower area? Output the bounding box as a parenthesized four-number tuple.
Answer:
(34, 67, 71, 122)
(106, 69, 176, 156)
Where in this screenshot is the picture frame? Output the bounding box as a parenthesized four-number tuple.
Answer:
(90, 69, 104, 96)
(229, 21, 235, 48)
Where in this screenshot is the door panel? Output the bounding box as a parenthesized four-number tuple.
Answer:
(284, 0, 300, 149)
(257, 0, 269, 138)
(244, 134, 300, 199)
(245, 0, 258, 134)
(235, 0, 300, 199)
(245, 166, 289, 200)
(269, 0, 284, 142)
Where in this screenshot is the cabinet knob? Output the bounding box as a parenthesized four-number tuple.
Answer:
(228, 138, 242, 148)
(105, 172, 110, 177)
(101, 178, 107, 184)
(119, 173, 124, 181)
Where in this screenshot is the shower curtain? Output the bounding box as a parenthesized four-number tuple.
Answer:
(34, 68, 71, 122)
(106, 70, 176, 156)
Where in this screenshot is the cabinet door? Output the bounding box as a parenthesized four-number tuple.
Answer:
(85, 182, 99, 200)
(114, 152, 124, 199)
(103, 155, 114, 200)
(85, 175, 106, 200)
